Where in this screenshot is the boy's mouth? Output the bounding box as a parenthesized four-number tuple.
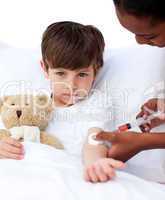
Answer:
(61, 93, 85, 102)
(62, 93, 71, 97)
(62, 93, 79, 98)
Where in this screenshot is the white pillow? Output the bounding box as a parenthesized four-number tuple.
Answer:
(0, 44, 50, 96)
(95, 45, 165, 182)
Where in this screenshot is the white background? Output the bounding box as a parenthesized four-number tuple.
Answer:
(0, 0, 136, 48)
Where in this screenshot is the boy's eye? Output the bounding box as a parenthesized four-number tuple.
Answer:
(55, 72, 65, 76)
(78, 73, 89, 77)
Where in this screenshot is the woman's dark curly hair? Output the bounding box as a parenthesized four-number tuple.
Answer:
(113, 0, 165, 22)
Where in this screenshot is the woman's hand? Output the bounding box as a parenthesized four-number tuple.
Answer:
(96, 131, 142, 162)
(84, 158, 125, 183)
(136, 98, 165, 132)
(0, 137, 24, 159)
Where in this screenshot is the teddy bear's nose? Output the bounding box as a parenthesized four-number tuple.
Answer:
(16, 110, 22, 118)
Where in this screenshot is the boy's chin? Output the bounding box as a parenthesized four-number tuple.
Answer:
(60, 95, 85, 106)
(59, 96, 75, 106)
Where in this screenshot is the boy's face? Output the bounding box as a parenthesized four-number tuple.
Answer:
(116, 8, 165, 47)
(41, 61, 95, 106)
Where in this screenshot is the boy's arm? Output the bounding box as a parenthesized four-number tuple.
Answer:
(82, 131, 108, 167)
(82, 129, 126, 183)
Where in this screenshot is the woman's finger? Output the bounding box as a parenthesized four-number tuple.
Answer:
(96, 132, 115, 142)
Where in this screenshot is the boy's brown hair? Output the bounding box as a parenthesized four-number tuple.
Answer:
(41, 21, 105, 73)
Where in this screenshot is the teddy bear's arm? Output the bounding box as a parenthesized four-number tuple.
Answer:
(0, 129, 11, 140)
(40, 132, 64, 149)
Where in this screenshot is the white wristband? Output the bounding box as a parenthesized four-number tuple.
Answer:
(87, 127, 104, 145)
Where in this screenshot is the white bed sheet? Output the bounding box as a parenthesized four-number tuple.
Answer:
(0, 142, 164, 200)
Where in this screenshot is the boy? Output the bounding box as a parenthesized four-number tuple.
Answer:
(0, 21, 125, 183)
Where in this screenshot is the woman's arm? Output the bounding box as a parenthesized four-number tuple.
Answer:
(95, 98, 165, 162)
(96, 131, 165, 162)
(137, 132, 165, 150)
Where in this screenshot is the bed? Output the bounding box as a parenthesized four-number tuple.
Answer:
(0, 43, 165, 199)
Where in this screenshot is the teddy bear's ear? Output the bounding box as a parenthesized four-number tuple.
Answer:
(2, 96, 11, 104)
(0, 98, 3, 113)
(0, 96, 11, 112)
(2, 96, 10, 102)
(35, 95, 50, 106)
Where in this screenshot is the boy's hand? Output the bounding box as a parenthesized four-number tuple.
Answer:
(136, 98, 165, 132)
(0, 137, 24, 160)
(96, 131, 142, 162)
(84, 158, 125, 183)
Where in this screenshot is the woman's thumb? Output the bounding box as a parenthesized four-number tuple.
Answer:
(96, 132, 115, 142)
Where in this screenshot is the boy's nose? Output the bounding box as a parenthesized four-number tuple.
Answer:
(16, 110, 22, 118)
(66, 78, 77, 90)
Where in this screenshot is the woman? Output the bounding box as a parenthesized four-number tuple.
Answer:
(97, 0, 165, 162)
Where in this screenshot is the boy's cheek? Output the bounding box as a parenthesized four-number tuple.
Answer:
(52, 87, 63, 96)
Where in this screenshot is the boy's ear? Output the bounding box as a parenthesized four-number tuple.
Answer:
(0, 98, 3, 113)
(40, 60, 49, 79)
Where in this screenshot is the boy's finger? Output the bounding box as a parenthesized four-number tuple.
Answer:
(101, 164, 116, 179)
(108, 159, 126, 169)
(88, 166, 99, 183)
(85, 169, 92, 182)
(84, 170, 90, 182)
(0, 155, 4, 159)
(1, 143, 24, 155)
(3, 137, 22, 148)
(0, 150, 23, 160)
(94, 165, 108, 182)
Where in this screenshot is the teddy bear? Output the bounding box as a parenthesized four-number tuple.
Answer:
(0, 94, 64, 149)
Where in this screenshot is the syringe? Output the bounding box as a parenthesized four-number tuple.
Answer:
(88, 112, 162, 146)
(115, 111, 162, 133)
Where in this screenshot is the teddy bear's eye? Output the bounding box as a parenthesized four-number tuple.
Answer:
(25, 103, 29, 106)
(11, 103, 15, 106)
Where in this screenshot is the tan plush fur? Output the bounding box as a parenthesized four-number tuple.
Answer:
(0, 94, 64, 149)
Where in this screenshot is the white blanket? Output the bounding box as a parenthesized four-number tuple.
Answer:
(0, 142, 164, 200)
